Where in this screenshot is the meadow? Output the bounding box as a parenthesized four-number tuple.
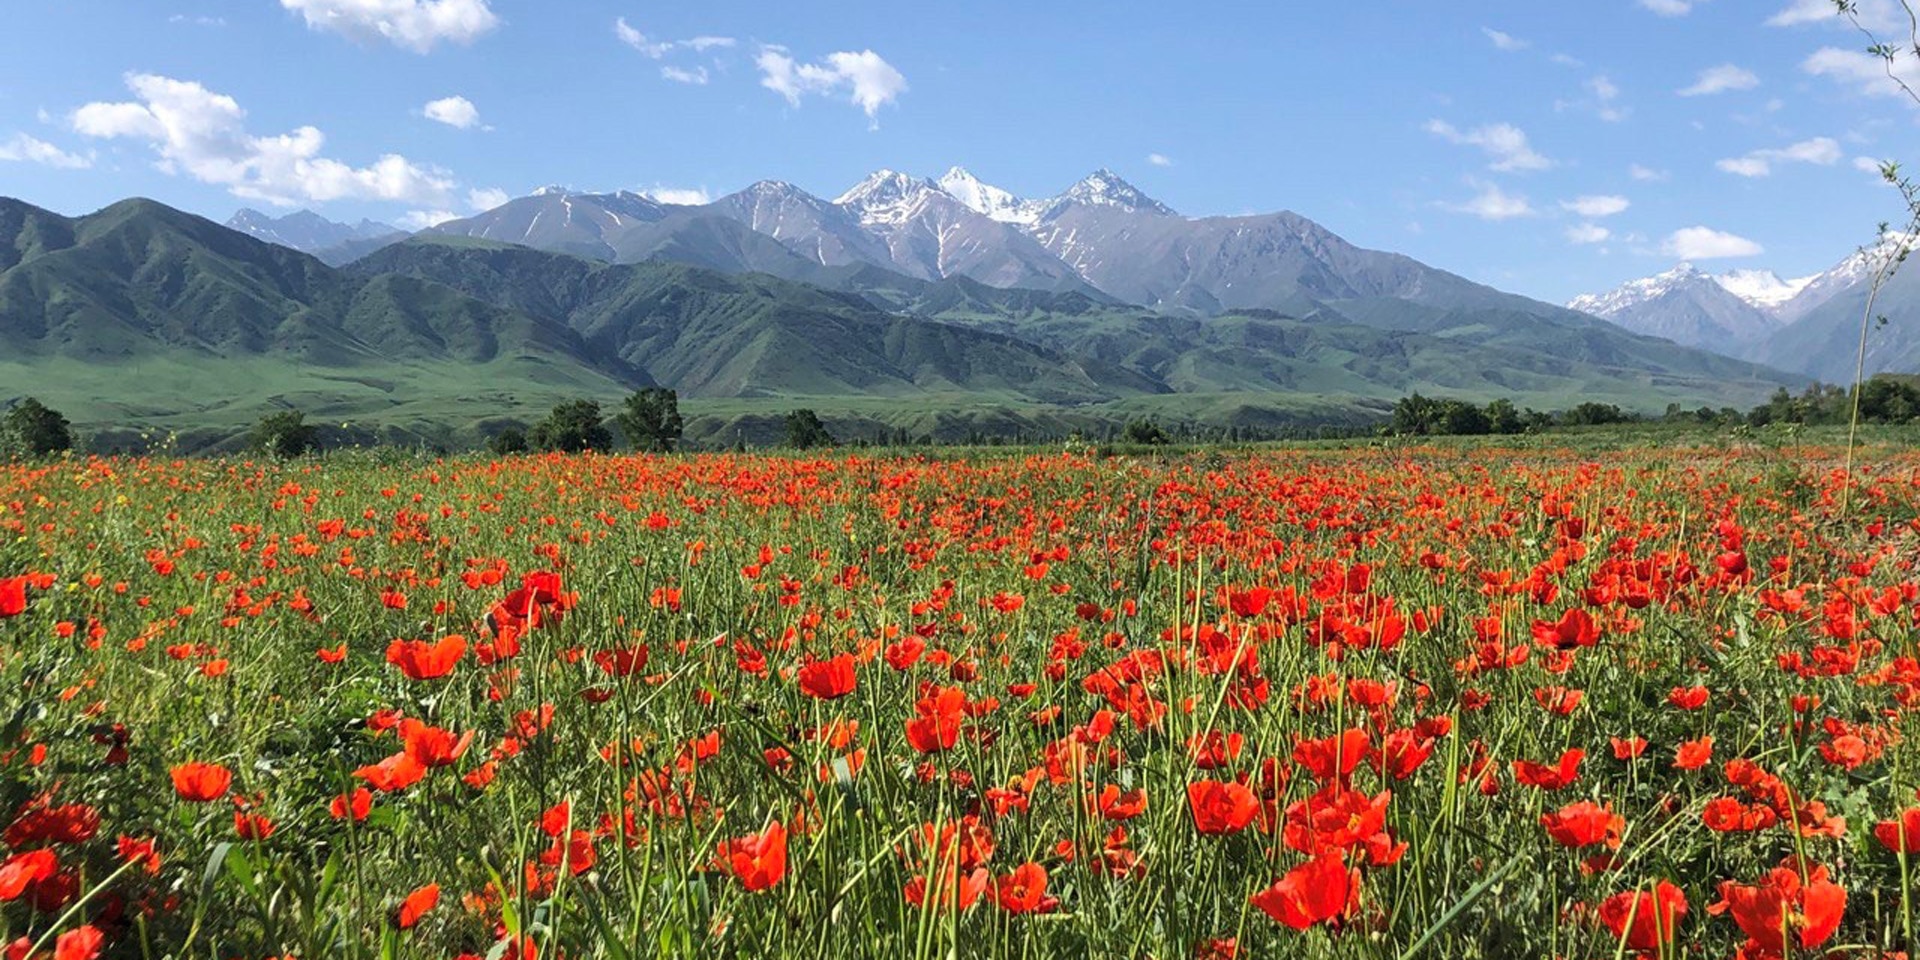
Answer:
(1, 437, 1918, 959)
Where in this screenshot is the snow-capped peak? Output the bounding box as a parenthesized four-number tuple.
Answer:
(1712, 269, 1814, 310)
(834, 169, 945, 225)
(1567, 263, 1710, 318)
(1056, 169, 1176, 216)
(935, 167, 1048, 225)
(531, 185, 572, 197)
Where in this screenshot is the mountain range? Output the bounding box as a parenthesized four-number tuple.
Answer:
(1567, 240, 1917, 383)
(226, 209, 407, 267)
(0, 175, 1809, 451)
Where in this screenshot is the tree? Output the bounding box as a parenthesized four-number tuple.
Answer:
(1, 398, 72, 456)
(487, 427, 529, 456)
(783, 409, 835, 450)
(1485, 398, 1524, 435)
(1122, 418, 1170, 445)
(529, 400, 613, 453)
(614, 388, 684, 453)
(250, 410, 318, 459)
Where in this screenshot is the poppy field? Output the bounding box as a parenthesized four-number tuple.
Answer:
(3, 443, 1920, 959)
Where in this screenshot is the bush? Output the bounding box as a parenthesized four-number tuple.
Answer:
(615, 388, 685, 453)
(249, 410, 318, 459)
(784, 409, 835, 450)
(487, 427, 529, 456)
(530, 401, 613, 453)
(1, 398, 73, 457)
(1121, 419, 1170, 445)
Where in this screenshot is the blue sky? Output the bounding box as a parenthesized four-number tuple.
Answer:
(0, 0, 1914, 302)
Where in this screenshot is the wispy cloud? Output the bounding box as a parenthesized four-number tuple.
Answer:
(1639, 0, 1706, 16)
(1679, 64, 1760, 96)
(1482, 27, 1529, 51)
(614, 18, 735, 59)
(1146, 153, 1174, 167)
(1424, 120, 1553, 172)
(422, 95, 484, 130)
(1439, 180, 1536, 220)
(1561, 195, 1630, 218)
(0, 132, 92, 169)
(1716, 137, 1842, 177)
(1566, 223, 1611, 244)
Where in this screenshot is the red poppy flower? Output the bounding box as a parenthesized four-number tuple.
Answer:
(0, 849, 56, 900)
(716, 821, 787, 892)
(53, 925, 104, 960)
(993, 862, 1058, 914)
(905, 687, 966, 754)
(170, 762, 232, 802)
(0, 577, 26, 618)
(1530, 607, 1598, 650)
(797, 653, 857, 700)
(395, 883, 439, 929)
(1673, 737, 1713, 771)
(1540, 800, 1622, 849)
(400, 720, 474, 768)
(1512, 749, 1584, 790)
(1293, 729, 1369, 783)
(385, 635, 467, 681)
(1096, 785, 1148, 821)
(1598, 880, 1687, 953)
(1248, 854, 1355, 930)
(1610, 736, 1648, 760)
(1708, 858, 1846, 955)
(1187, 779, 1260, 835)
(1874, 807, 1920, 854)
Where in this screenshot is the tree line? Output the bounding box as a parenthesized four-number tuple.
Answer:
(1386, 375, 1920, 437)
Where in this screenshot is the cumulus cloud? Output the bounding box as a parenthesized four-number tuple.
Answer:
(1765, 0, 1904, 28)
(1482, 27, 1529, 51)
(398, 209, 461, 230)
(646, 187, 712, 205)
(1715, 137, 1842, 177)
(1640, 0, 1705, 15)
(467, 186, 509, 210)
(1147, 153, 1174, 167)
(1424, 120, 1553, 172)
(1663, 226, 1764, 259)
(0, 133, 92, 169)
(1566, 223, 1611, 244)
(1802, 46, 1920, 100)
(422, 95, 482, 129)
(71, 73, 457, 208)
(1561, 195, 1630, 217)
(1439, 181, 1536, 220)
(279, 0, 499, 53)
(1679, 64, 1760, 96)
(757, 47, 908, 125)
(614, 19, 735, 58)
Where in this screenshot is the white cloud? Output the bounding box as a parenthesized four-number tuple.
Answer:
(646, 187, 712, 205)
(169, 14, 227, 26)
(1715, 136, 1842, 176)
(0, 133, 92, 169)
(1424, 120, 1553, 172)
(1439, 181, 1536, 220)
(467, 186, 508, 210)
(399, 209, 461, 230)
(1588, 75, 1628, 122)
(1663, 226, 1764, 259)
(1146, 153, 1174, 167)
(661, 66, 709, 85)
(1803, 46, 1920, 100)
(1566, 223, 1611, 244)
(71, 73, 457, 208)
(1640, 0, 1704, 15)
(757, 47, 908, 125)
(1630, 164, 1670, 181)
(1482, 27, 1529, 51)
(1561, 195, 1630, 217)
(615, 19, 735, 59)
(1679, 64, 1760, 96)
(422, 95, 481, 129)
(279, 0, 499, 53)
(1765, 0, 1895, 27)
